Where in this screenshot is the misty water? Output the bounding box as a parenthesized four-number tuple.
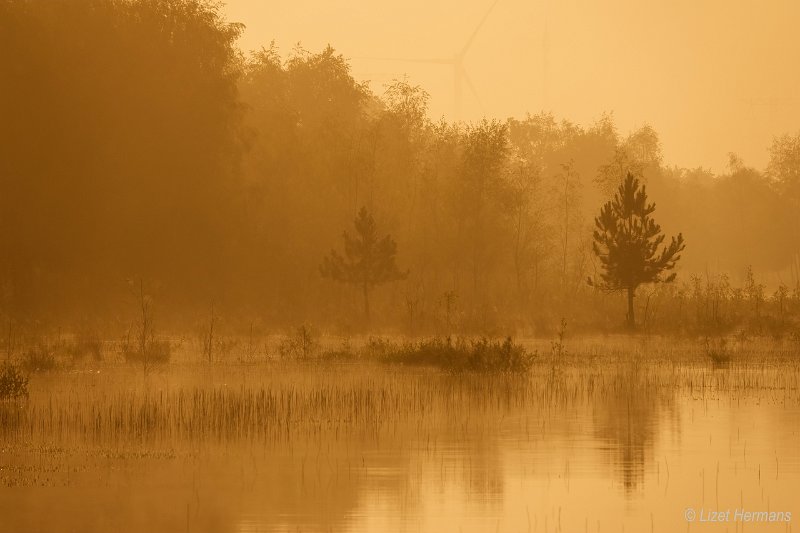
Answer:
(225, 398, 799, 533)
(2, 355, 798, 533)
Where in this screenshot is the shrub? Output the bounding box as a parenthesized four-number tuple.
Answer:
(550, 318, 568, 359)
(122, 338, 172, 365)
(464, 337, 535, 372)
(22, 344, 57, 372)
(319, 338, 355, 361)
(63, 330, 103, 361)
(278, 325, 319, 359)
(382, 336, 534, 373)
(547, 319, 569, 384)
(790, 329, 800, 352)
(361, 337, 394, 359)
(704, 337, 731, 366)
(0, 362, 28, 400)
(78, 330, 103, 361)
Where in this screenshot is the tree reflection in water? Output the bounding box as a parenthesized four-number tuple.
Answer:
(592, 359, 679, 494)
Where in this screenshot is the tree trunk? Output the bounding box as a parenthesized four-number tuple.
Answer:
(626, 286, 636, 329)
(362, 282, 370, 325)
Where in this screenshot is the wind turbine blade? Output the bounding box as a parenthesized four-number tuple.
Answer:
(460, 0, 500, 57)
(461, 69, 484, 114)
(354, 56, 453, 65)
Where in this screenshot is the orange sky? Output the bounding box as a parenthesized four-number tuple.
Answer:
(222, 0, 800, 173)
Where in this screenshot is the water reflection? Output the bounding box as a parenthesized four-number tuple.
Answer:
(2, 364, 799, 533)
(593, 391, 678, 493)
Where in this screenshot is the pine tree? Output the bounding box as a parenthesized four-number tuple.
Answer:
(589, 172, 685, 328)
(321, 207, 407, 323)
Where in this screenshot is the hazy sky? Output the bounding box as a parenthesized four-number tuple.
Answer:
(222, 0, 800, 172)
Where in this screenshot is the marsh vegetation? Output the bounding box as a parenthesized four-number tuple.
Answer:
(1, 333, 798, 531)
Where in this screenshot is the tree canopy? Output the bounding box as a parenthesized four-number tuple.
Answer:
(321, 208, 407, 323)
(0, 0, 795, 334)
(589, 172, 685, 327)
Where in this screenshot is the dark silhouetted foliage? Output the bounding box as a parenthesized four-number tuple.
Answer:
(0, 362, 28, 400)
(589, 172, 685, 328)
(381, 337, 534, 373)
(321, 208, 407, 323)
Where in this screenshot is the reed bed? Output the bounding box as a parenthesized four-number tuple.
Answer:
(2, 335, 798, 447)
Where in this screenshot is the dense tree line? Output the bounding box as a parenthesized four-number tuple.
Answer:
(0, 0, 244, 320)
(1, 0, 798, 335)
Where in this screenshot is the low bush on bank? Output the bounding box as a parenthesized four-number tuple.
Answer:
(63, 330, 104, 361)
(305, 335, 535, 373)
(381, 337, 535, 373)
(121, 338, 172, 365)
(0, 362, 28, 400)
(704, 337, 732, 366)
(278, 324, 319, 359)
(22, 344, 57, 372)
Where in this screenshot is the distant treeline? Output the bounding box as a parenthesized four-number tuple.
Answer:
(1, 0, 799, 335)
